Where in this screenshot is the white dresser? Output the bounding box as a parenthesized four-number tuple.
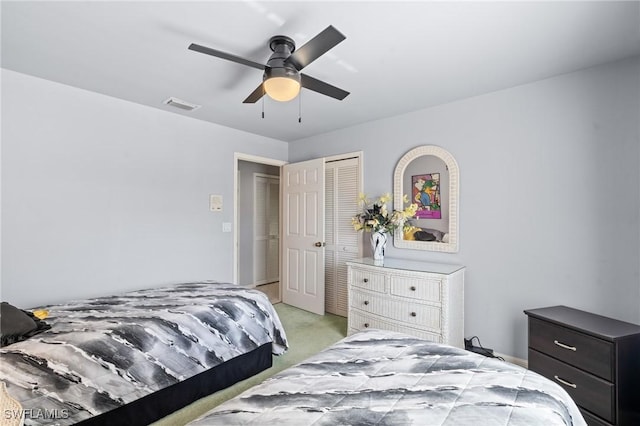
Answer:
(346, 257, 465, 348)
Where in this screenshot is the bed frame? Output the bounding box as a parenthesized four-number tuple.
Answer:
(79, 342, 272, 425)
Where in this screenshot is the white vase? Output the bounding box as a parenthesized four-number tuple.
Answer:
(370, 230, 388, 263)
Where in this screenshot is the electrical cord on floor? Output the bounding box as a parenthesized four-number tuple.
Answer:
(464, 336, 505, 361)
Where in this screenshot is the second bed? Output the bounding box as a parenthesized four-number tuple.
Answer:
(189, 329, 586, 426)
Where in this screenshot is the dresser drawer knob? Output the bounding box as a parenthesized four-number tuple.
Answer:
(554, 375, 577, 389)
(364, 323, 370, 328)
(363, 278, 369, 283)
(410, 286, 416, 291)
(364, 301, 369, 305)
(553, 340, 577, 351)
(410, 312, 416, 317)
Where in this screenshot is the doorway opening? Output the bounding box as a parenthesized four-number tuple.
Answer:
(234, 153, 286, 304)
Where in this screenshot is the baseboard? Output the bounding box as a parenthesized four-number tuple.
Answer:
(495, 352, 528, 368)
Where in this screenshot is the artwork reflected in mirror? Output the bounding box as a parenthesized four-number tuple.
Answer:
(412, 173, 441, 219)
(394, 145, 459, 252)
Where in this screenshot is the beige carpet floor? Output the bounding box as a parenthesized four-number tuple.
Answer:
(151, 303, 347, 426)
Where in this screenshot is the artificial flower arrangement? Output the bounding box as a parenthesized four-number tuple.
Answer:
(351, 193, 418, 235)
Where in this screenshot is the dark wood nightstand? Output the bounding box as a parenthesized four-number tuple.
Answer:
(525, 306, 640, 426)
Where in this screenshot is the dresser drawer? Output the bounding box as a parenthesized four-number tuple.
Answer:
(348, 310, 442, 342)
(389, 276, 442, 303)
(529, 317, 613, 381)
(529, 349, 615, 423)
(350, 269, 386, 293)
(350, 289, 441, 330)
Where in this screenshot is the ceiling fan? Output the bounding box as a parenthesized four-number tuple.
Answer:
(188, 25, 349, 103)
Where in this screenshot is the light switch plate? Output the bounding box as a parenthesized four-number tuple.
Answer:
(209, 194, 223, 212)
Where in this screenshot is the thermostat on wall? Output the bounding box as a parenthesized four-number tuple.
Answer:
(209, 194, 223, 212)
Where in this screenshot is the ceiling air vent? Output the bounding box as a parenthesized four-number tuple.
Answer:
(163, 97, 201, 111)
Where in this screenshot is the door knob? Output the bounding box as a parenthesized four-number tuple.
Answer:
(314, 242, 326, 247)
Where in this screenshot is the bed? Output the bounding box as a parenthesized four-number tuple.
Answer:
(189, 329, 586, 426)
(0, 282, 288, 426)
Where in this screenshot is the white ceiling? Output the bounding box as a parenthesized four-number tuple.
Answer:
(2, 1, 639, 142)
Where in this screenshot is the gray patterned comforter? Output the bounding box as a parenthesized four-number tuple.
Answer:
(190, 329, 586, 426)
(0, 282, 287, 425)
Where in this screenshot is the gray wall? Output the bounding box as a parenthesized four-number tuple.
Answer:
(1, 70, 288, 307)
(290, 56, 640, 360)
(238, 160, 279, 286)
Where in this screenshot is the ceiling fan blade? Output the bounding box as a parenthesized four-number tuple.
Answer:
(243, 83, 265, 103)
(286, 25, 346, 71)
(301, 74, 349, 100)
(188, 43, 266, 70)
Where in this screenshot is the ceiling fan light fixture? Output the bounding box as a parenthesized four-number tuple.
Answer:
(264, 76, 301, 102)
(263, 65, 301, 102)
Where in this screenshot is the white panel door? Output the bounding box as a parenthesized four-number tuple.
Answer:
(282, 158, 325, 315)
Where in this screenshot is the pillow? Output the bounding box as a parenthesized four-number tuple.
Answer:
(1, 302, 51, 347)
(413, 230, 437, 241)
(413, 228, 445, 242)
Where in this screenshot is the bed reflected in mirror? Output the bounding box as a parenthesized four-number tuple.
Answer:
(393, 145, 459, 252)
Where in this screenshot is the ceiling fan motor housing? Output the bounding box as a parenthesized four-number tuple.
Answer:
(264, 35, 300, 83)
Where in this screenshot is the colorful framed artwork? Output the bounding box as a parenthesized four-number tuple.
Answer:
(412, 173, 441, 219)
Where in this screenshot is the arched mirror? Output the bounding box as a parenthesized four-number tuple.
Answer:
(393, 145, 459, 253)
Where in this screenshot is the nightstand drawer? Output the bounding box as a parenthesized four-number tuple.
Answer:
(580, 409, 612, 426)
(529, 317, 613, 381)
(389, 276, 442, 303)
(529, 349, 615, 423)
(350, 269, 386, 293)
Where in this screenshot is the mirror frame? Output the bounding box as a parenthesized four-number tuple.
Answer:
(393, 145, 459, 253)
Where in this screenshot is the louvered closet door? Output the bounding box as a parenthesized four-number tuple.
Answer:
(325, 158, 361, 317)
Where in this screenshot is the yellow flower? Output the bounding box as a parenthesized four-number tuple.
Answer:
(352, 193, 417, 235)
(403, 203, 418, 217)
(379, 193, 392, 204)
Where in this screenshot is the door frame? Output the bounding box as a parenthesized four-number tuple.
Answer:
(233, 153, 287, 286)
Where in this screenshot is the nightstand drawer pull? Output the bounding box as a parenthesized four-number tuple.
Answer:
(554, 375, 577, 389)
(363, 278, 369, 283)
(364, 323, 370, 328)
(410, 286, 416, 291)
(363, 300, 369, 305)
(410, 312, 417, 317)
(554, 340, 577, 351)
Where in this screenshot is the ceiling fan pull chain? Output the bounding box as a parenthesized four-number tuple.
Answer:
(262, 96, 265, 119)
(298, 91, 302, 123)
